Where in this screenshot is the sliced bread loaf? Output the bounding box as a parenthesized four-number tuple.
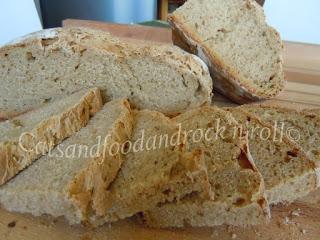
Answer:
(0, 99, 133, 225)
(91, 110, 212, 225)
(169, 0, 285, 103)
(142, 106, 269, 228)
(242, 105, 320, 168)
(0, 88, 102, 186)
(228, 108, 318, 204)
(0, 27, 213, 118)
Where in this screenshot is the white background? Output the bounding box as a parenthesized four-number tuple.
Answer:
(0, 0, 42, 46)
(265, 0, 320, 44)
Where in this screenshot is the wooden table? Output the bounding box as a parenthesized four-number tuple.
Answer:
(0, 19, 319, 240)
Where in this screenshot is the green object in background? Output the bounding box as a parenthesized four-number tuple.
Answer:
(138, 20, 170, 28)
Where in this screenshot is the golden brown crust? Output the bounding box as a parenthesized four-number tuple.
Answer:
(0, 88, 103, 185)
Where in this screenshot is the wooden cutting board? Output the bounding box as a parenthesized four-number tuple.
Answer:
(1, 19, 320, 240)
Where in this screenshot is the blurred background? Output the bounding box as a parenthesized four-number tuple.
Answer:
(0, 0, 319, 45)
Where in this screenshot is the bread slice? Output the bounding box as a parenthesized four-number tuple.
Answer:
(242, 105, 320, 168)
(227, 108, 318, 204)
(91, 110, 212, 225)
(0, 27, 213, 119)
(169, 0, 285, 103)
(0, 99, 133, 225)
(142, 106, 269, 228)
(0, 88, 102, 186)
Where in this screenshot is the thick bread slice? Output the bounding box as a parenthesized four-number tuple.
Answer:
(92, 110, 212, 225)
(300, 109, 320, 204)
(0, 99, 133, 225)
(169, 0, 285, 103)
(0, 27, 213, 118)
(241, 105, 320, 204)
(0, 88, 102, 186)
(143, 106, 269, 228)
(228, 108, 318, 204)
(242, 105, 320, 168)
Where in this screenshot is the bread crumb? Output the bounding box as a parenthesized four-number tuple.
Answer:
(253, 229, 260, 236)
(284, 217, 290, 225)
(7, 221, 16, 228)
(291, 208, 301, 217)
(301, 229, 307, 234)
(11, 119, 23, 128)
(231, 233, 237, 239)
(211, 230, 219, 238)
(44, 98, 52, 103)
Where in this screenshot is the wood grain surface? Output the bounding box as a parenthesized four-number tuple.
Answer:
(0, 20, 319, 240)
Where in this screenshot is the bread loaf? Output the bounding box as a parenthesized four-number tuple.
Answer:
(0, 27, 213, 118)
(142, 106, 269, 228)
(0, 99, 133, 224)
(169, 0, 285, 103)
(0, 88, 102, 185)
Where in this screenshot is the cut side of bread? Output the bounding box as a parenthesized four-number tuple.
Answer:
(0, 99, 133, 225)
(169, 0, 285, 103)
(228, 108, 318, 204)
(92, 110, 212, 225)
(0, 27, 213, 118)
(0, 88, 102, 186)
(142, 106, 269, 228)
(242, 105, 320, 168)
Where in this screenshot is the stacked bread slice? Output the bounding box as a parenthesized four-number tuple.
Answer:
(0, 27, 213, 118)
(241, 105, 320, 203)
(228, 108, 319, 204)
(142, 106, 269, 227)
(0, 88, 102, 185)
(92, 110, 212, 225)
(0, 98, 133, 224)
(241, 105, 320, 167)
(0, 90, 214, 226)
(169, 0, 285, 103)
(1, 94, 319, 227)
